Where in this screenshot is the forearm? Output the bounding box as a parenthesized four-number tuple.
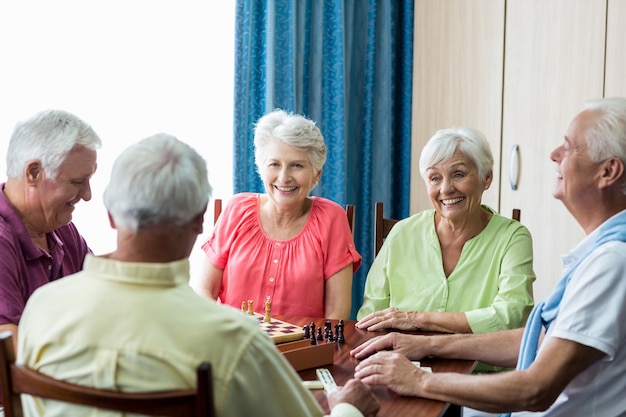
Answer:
(354, 332, 595, 415)
(192, 260, 222, 299)
(418, 337, 593, 413)
(189, 273, 218, 299)
(428, 328, 523, 368)
(325, 266, 353, 320)
(192, 286, 216, 299)
(410, 311, 472, 333)
(326, 304, 352, 320)
(417, 369, 544, 413)
(357, 309, 471, 334)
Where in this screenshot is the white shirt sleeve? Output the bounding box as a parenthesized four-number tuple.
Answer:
(327, 402, 365, 417)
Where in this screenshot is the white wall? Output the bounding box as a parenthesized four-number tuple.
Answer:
(0, 1, 234, 279)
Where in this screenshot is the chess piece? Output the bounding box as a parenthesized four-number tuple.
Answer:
(241, 301, 246, 312)
(316, 327, 323, 341)
(303, 325, 310, 339)
(337, 319, 345, 343)
(324, 321, 333, 342)
(263, 299, 271, 323)
(309, 322, 317, 345)
(247, 300, 254, 315)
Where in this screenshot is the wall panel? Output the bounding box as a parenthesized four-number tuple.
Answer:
(411, 0, 505, 213)
(500, 0, 606, 301)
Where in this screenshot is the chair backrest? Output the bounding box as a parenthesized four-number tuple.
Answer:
(0, 332, 215, 417)
(373, 202, 523, 256)
(214, 198, 357, 237)
(374, 202, 400, 256)
(346, 204, 356, 236)
(511, 208, 521, 222)
(213, 198, 223, 225)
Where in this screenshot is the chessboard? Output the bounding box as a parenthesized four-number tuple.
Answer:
(250, 312, 304, 344)
(238, 300, 335, 370)
(240, 299, 304, 344)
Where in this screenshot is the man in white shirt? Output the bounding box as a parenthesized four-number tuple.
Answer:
(350, 97, 626, 416)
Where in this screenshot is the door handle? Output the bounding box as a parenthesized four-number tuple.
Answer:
(509, 144, 520, 190)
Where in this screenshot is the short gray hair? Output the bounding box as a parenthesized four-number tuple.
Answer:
(583, 97, 626, 195)
(6, 110, 101, 180)
(419, 127, 494, 182)
(103, 133, 212, 232)
(253, 109, 327, 174)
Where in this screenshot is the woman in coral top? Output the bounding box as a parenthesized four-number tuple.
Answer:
(195, 109, 361, 319)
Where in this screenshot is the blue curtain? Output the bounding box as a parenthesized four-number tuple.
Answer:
(234, 0, 413, 319)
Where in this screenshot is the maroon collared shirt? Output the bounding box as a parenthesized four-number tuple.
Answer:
(0, 183, 91, 325)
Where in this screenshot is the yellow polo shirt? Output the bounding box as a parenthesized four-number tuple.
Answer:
(18, 255, 361, 417)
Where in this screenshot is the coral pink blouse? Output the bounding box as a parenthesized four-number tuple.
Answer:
(202, 193, 361, 318)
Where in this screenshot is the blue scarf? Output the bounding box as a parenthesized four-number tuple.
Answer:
(499, 210, 626, 417)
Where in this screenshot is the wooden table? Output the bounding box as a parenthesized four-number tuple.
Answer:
(278, 316, 476, 417)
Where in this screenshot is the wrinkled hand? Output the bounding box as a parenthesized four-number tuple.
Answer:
(349, 333, 428, 360)
(354, 351, 427, 397)
(328, 378, 380, 417)
(355, 308, 417, 332)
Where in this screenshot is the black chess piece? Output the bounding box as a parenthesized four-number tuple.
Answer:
(324, 320, 333, 342)
(316, 327, 323, 341)
(303, 324, 310, 339)
(309, 322, 317, 345)
(337, 319, 345, 343)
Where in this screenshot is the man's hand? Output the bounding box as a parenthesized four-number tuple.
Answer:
(354, 351, 427, 397)
(328, 378, 380, 417)
(350, 332, 429, 360)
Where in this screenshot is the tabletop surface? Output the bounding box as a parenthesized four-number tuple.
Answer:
(277, 316, 476, 417)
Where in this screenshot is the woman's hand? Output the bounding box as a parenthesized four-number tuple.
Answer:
(355, 307, 418, 331)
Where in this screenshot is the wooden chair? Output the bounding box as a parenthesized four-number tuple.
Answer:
(374, 202, 522, 256)
(0, 332, 215, 417)
(512, 208, 521, 222)
(374, 201, 400, 256)
(214, 199, 357, 236)
(345, 204, 356, 236)
(213, 198, 222, 225)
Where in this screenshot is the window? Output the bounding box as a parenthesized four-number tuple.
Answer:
(0, 1, 234, 278)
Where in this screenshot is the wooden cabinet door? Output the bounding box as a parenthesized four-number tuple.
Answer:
(410, 0, 505, 213)
(500, 0, 606, 301)
(606, 0, 626, 96)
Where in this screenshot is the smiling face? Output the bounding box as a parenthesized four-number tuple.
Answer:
(550, 109, 605, 213)
(28, 145, 97, 233)
(260, 139, 321, 210)
(425, 150, 491, 221)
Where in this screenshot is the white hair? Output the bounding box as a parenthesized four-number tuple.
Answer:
(253, 109, 327, 174)
(6, 110, 101, 179)
(583, 98, 626, 195)
(103, 133, 212, 232)
(419, 127, 494, 182)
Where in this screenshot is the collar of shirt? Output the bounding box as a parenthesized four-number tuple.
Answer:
(83, 254, 191, 287)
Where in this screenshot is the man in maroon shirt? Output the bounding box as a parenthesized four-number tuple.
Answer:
(0, 109, 101, 351)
